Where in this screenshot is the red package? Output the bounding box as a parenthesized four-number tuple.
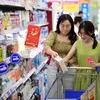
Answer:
(25, 24, 41, 47)
(86, 57, 94, 63)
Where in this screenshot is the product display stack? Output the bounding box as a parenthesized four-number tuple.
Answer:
(0, 0, 52, 100)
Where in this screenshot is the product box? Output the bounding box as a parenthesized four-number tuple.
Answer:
(54, 56, 68, 73)
(0, 46, 6, 62)
(34, 75, 43, 94)
(25, 24, 41, 47)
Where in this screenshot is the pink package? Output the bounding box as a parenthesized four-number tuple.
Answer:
(86, 57, 94, 63)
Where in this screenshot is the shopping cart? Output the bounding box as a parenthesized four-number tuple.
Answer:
(45, 67, 98, 100)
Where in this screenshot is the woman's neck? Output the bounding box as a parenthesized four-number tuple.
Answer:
(85, 38, 93, 43)
(58, 33, 69, 42)
(60, 33, 68, 37)
(83, 38, 94, 47)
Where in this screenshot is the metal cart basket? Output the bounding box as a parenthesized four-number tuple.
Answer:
(45, 67, 98, 100)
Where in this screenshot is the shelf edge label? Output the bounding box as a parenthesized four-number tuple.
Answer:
(10, 53, 21, 64)
(0, 62, 8, 75)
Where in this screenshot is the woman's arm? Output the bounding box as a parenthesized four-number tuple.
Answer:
(44, 48, 58, 59)
(89, 62, 100, 68)
(44, 31, 58, 59)
(68, 56, 78, 66)
(89, 42, 100, 68)
(63, 41, 77, 64)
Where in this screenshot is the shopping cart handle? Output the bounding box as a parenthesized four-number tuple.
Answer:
(68, 66, 94, 70)
(69, 66, 100, 72)
(95, 66, 100, 72)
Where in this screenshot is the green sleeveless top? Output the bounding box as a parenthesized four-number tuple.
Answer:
(76, 40, 100, 67)
(74, 40, 100, 96)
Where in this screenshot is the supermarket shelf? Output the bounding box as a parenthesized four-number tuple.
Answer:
(2, 27, 25, 35)
(23, 57, 48, 83)
(4, 51, 22, 64)
(0, 1, 24, 7)
(35, 57, 49, 74)
(26, 86, 37, 100)
(4, 45, 43, 64)
(0, 57, 48, 99)
(4, 57, 10, 64)
(30, 22, 49, 27)
(21, 45, 44, 58)
(1, 78, 23, 100)
(23, 68, 36, 83)
(0, 0, 3, 5)
(0, 35, 5, 41)
(33, 6, 52, 11)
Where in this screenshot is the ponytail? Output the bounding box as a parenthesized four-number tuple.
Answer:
(91, 33, 98, 49)
(79, 20, 98, 49)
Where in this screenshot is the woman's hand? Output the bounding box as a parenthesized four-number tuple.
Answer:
(63, 57, 68, 64)
(54, 60, 62, 70)
(51, 51, 58, 59)
(89, 61, 97, 68)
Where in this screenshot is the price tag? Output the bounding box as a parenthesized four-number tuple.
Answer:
(10, 53, 21, 64)
(0, 62, 8, 75)
(6, 91, 10, 98)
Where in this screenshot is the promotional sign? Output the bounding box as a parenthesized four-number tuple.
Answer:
(0, 62, 8, 75)
(87, 81, 96, 100)
(25, 25, 41, 47)
(79, 0, 90, 4)
(56, 3, 62, 12)
(63, 0, 79, 12)
(80, 91, 88, 100)
(81, 3, 89, 20)
(80, 81, 96, 100)
(48, 0, 79, 12)
(48, 0, 62, 2)
(10, 53, 21, 64)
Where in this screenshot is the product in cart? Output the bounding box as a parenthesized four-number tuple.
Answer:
(54, 56, 68, 73)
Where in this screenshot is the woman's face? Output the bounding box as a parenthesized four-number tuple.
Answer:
(79, 28, 92, 42)
(59, 20, 71, 36)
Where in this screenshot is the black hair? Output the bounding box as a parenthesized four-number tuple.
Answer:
(55, 14, 77, 45)
(74, 16, 83, 24)
(78, 20, 98, 49)
(78, 11, 83, 15)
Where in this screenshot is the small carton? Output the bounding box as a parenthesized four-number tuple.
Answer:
(54, 56, 68, 73)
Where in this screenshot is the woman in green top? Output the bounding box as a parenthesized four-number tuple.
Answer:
(44, 14, 77, 98)
(63, 20, 100, 99)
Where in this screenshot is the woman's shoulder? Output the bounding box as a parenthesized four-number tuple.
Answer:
(48, 30, 57, 37)
(75, 40, 82, 47)
(76, 39, 82, 44)
(50, 30, 57, 34)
